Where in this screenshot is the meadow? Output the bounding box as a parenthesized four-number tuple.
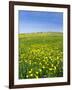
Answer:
(19, 32, 63, 79)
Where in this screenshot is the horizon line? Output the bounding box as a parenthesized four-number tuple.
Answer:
(19, 31, 63, 34)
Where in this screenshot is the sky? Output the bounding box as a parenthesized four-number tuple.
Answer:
(18, 10, 63, 33)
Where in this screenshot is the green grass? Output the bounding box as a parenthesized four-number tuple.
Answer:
(19, 32, 63, 79)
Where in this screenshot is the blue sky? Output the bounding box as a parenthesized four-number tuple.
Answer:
(19, 10, 63, 33)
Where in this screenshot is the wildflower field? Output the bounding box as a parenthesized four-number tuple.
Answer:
(19, 32, 63, 79)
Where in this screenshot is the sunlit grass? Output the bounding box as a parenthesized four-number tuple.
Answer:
(19, 32, 63, 79)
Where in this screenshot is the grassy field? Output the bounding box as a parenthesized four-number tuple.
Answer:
(19, 32, 63, 79)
